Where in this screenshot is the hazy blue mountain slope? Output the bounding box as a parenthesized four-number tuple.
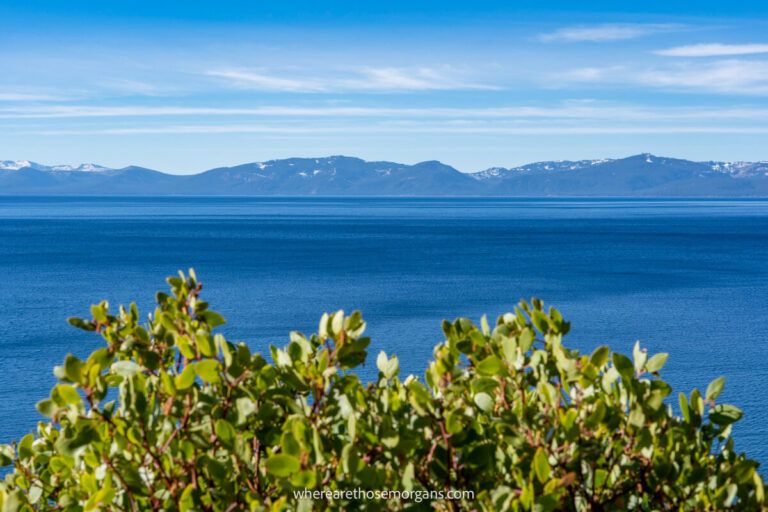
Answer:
(178, 157, 482, 195)
(1, 154, 767, 196)
(472, 154, 768, 196)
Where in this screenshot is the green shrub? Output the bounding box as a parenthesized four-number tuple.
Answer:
(0, 271, 764, 511)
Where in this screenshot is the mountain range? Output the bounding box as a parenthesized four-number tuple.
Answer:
(2, 154, 768, 196)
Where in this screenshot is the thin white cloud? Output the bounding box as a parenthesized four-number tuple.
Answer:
(539, 23, 679, 42)
(205, 70, 327, 93)
(31, 124, 768, 136)
(656, 43, 768, 57)
(4, 104, 768, 121)
(560, 60, 768, 95)
(0, 92, 67, 101)
(639, 60, 768, 94)
(205, 67, 499, 92)
(345, 67, 500, 91)
(558, 66, 623, 82)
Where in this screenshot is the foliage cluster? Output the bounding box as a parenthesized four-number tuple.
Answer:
(0, 271, 764, 510)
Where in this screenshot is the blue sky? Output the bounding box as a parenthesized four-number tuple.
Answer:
(1, 1, 768, 173)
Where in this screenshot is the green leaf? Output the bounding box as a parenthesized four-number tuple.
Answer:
(18, 434, 34, 460)
(533, 447, 550, 483)
(56, 384, 81, 406)
(214, 419, 236, 448)
(710, 404, 743, 425)
(341, 443, 359, 475)
(57, 426, 98, 456)
(175, 335, 196, 359)
(465, 444, 495, 468)
(195, 360, 221, 384)
(706, 376, 726, 401)
(612, 353, 634, 382)
(530, 310, 551, 334)
(585, 401, 606, 430)
(0, 444, 15, 466)
(474, 392, 494, 413)
(376, 351, 388, 374)
(179, 484, 196, 512)
(236, 397, 257, 425)
(175, 364, 197, 390)
(384, 355, 399, 379)
(633, 341, 647, 373)
(36, 399, 56, 417)
(480, 314, 490, 336)
(376, 351, 399, 378)
(202, 310, 226, 327)
(63, 354, 84, 383)
(589, 345, 610, 368)
(445, 409, 464, 434)
(196, 334, 216, 358)
(679, 392, 691, 423)
(628, 408, 645, 428)
(318, 312, 330, 339)
(331, 310, 344, 337)
(476, 355, 503, 376)
(266, 454, 300, 478)
(645, 352, 668, 373)
(161, 371, 176, 396)
(67, 316, 95, 331)
(518, 328, 534, 352)
(90, 302, 108, 323)
(402, 462, 416, 491)
(111, 360, 141, 378)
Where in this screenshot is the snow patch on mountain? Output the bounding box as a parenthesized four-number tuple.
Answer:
(706, 161, 768, 178)
(471, 155, 768, 181)
(49, 163, 110, 172)
(471, 159, 616, 180)
(0, 160, 35, 170)
(0, 160, 111, 172)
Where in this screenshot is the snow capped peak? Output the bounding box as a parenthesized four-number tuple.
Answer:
(0, 161, 111, 172)
(0, 160, 34, 170)
(640, 153, 654, 163)
(49, 163, 110, 172)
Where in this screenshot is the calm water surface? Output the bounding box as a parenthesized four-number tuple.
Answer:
(1, 197, 766, 464)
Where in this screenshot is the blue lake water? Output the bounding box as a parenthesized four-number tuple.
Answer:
(0, 197, 767, 465)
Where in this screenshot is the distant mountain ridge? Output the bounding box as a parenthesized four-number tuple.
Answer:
(1, 154, 767, 196)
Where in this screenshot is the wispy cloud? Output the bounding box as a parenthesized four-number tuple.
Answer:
(0, 92, 68, 102)
(204, 70, 327, 93)
(655, 43, 768, 57)
(539, 23, 679, 42)
(32, 124, 768, 136)
(640, 60, 768, 94)
(345, 67, 500, 91)
(4, 103, 768, 121)
(205, 67, 499, 92)
(560, 60, 768, 95)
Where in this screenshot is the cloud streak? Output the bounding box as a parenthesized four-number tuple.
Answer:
(561, 60, 768, 95)
(0, 103, 768, 122)
(204, 70, 327, 93)
(539, 23, 679, 42)
(4, 104, 768, 121)
(655, 43, 768, 57)
(0, 92, 68, 102)
(31, 124, 768, 136)
(205, 67, 500, 92)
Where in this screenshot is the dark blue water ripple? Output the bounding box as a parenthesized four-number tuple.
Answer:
(0, 197, 766, 465)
